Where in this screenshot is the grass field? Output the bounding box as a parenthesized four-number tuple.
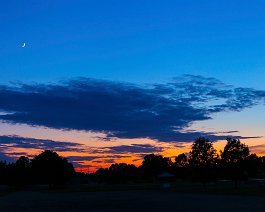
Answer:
(0, 181, 264, 212)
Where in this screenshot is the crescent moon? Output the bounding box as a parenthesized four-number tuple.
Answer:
(22, 43, 26, 48)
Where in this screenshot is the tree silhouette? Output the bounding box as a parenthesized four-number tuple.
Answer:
(15, 156, 31, 186)
(245, 153, 261, 177)
(221, 138, 249, 189)
(16, 156, 30, 167)
(189, 137, 218, 166)
(221, 138, 249, 163)
(4, 156, 31, 187)
(189, 137, 218, 186)
(31, 150, 75, 188)
(141, 154, 172, 181)
(0, 161, 7, 184)
(108, 163, 137, 183)
(174, 153, 189, 179)
(260, 156, 265, 172)
(175, 153, 188, 168)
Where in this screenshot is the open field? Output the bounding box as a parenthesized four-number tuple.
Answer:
(0, 182, 265, 212)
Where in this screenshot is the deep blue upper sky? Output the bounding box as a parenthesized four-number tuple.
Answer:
(1, 1, 265, 165)
(0, 0, 264, 88)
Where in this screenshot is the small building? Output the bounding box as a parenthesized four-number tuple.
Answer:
(157, 172, 176, 188)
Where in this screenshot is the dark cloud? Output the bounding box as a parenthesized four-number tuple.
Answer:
(102, 159, 116, 164)
(0, 75, 264, 142)
(67, 154, 132, 166)
(66, 156, 101, 161)
(0, 152, 15, 163)
(107, 144, 163, 154)
(66, 156, 101, 167)
(0, 135, 85, 152)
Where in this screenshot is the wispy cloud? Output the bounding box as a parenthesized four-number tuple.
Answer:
(0, 75, 264, 142)
(0, 152, 15, 162)
(249, 144, 265, 155)
(0, 135, 159, 166)
(106, 144, 163, 154)
(0, 135, 85, 152)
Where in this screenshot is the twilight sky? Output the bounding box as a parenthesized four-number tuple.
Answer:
(0, 1, 265, 171)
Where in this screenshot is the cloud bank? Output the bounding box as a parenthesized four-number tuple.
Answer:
(0, 75, 264, 142)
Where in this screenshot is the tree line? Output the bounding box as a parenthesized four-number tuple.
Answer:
(0, 137, 264, 189)
(0, 150, 75, 188)
(93, 137, 265, 189)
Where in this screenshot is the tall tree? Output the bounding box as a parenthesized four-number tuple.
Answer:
(189, 137, 218, 166)
(174, 153, 189, 179)
(31, 150, 75, 188)
(175, 153, 188, 168)
(221, 138, 249, 189)
(141, 154, 172, 181)
(189, 137, 218, 186)
(221, 138, 249, 163)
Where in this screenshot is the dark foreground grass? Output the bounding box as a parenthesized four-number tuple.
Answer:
(47, 180, 265, 196)
(0, 181, 264, 212)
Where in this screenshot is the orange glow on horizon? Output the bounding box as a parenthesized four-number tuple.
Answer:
(1, 119, 264, 173)
(3, 136, 265, 174)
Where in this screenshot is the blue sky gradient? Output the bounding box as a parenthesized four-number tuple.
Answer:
(1, 1, 264, 87)
(0, 1, 265, 168)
